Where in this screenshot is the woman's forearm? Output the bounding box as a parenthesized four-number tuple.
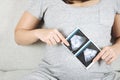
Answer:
(15, 29, 39, 45)
(15, 28, 69, 46)
(112, 38, 120, 55)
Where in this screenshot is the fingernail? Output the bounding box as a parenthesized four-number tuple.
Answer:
(67, 43, 70, 46)
(93, 59, 96, 62)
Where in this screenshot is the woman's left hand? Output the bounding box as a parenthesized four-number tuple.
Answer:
(93, 45, 119, 64)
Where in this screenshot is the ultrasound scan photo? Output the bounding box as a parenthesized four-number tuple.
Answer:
(65, 28, 100, 68)
(70, 35, 86, 51)
(83, 48, 97, 62)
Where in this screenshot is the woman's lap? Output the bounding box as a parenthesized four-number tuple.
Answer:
(21, 61, 117, 80)
(21, 70, 58, 80)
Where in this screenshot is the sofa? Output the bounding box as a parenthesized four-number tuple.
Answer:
(0, 0, 120, 80)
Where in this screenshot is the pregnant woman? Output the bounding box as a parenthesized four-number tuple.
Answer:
(15, 0, 120, 80)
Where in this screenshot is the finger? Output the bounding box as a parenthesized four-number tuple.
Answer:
(46, 39, 52, 46)
(48, 32, 57, 45)
(104, 54, 112, 62)
(93, 48, 106, 62)
(53, 34, 61, 43)
(101, 51, 109, 60)
(107, 57, 115, 64)
(49, 36, 57, 45)
(55, 30, 69, 46)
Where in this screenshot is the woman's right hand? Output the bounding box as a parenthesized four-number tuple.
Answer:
(34, 29, 70, 46)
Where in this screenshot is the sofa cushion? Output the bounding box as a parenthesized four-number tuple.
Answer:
(0, 70, 33, 80)
(0, 0, 45, 70)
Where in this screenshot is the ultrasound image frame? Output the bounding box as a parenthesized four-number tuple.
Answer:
(65, 28, 89, 54)
(76, 42, 100, 69)
(63, 27, 101, 69)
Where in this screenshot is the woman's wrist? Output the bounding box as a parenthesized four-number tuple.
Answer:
(33, 29, 45, 41)
(33, 29, 41, 40)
